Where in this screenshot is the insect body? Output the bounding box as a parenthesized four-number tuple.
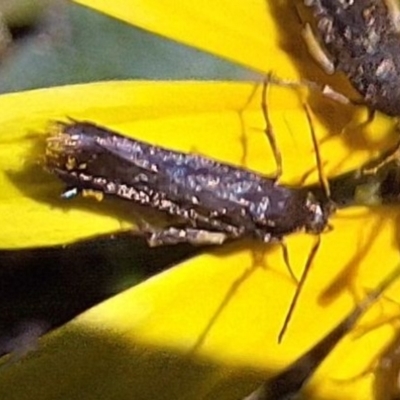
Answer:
(45, 121, 333, 247)
(303, 0, 400, 116)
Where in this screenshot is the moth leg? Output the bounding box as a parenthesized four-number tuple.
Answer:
(280, 241, 298, 284)
(320, 85, 378, 130)
(124, 199, 235, 246)
(301, 23, 378, 121)
(320, 84, 353, 105)
(385, 0, 400, 33)
(308, 74, 377, 127)
(142, 226, 229, 247)
(302, 22, 335, 74)
(362, 143, 400, 175)
(130, 212, 230, 246)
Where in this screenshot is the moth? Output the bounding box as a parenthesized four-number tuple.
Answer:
(45, 120, 334, 248)
(303, 0, 400, 116)
(44, 113, 334, 341)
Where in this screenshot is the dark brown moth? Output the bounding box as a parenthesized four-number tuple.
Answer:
(44, 110, 335, 343)
(45, 120, 333, 248)
(303, 0, 400, 116)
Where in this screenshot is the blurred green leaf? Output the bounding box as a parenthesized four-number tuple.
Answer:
(0, 2, 258, 93)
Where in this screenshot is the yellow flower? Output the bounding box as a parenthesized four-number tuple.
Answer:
(1, 1, 400, 399)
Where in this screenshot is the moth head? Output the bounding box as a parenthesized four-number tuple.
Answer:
(304, 192, 335, 234)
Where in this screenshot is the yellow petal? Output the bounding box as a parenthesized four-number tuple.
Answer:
(74, 0, 305, 77)
(1, 218, 400, 400)
(0, 80, 265, 248)
(1, 2, 399, 399)
(1, 79, 396, 248)
(0, 81, 398, 398)
(0, 48, 398, 400)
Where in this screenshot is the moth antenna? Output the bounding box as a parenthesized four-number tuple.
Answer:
(280, 241, 298, 284)
(303, 104, 331, 200)
(237, 80, 263, 168)
(244, 262, 400, 400)
(278, 106, 332, 342)
(261, 73, 283, 180)
(278, 235, 321, 343)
